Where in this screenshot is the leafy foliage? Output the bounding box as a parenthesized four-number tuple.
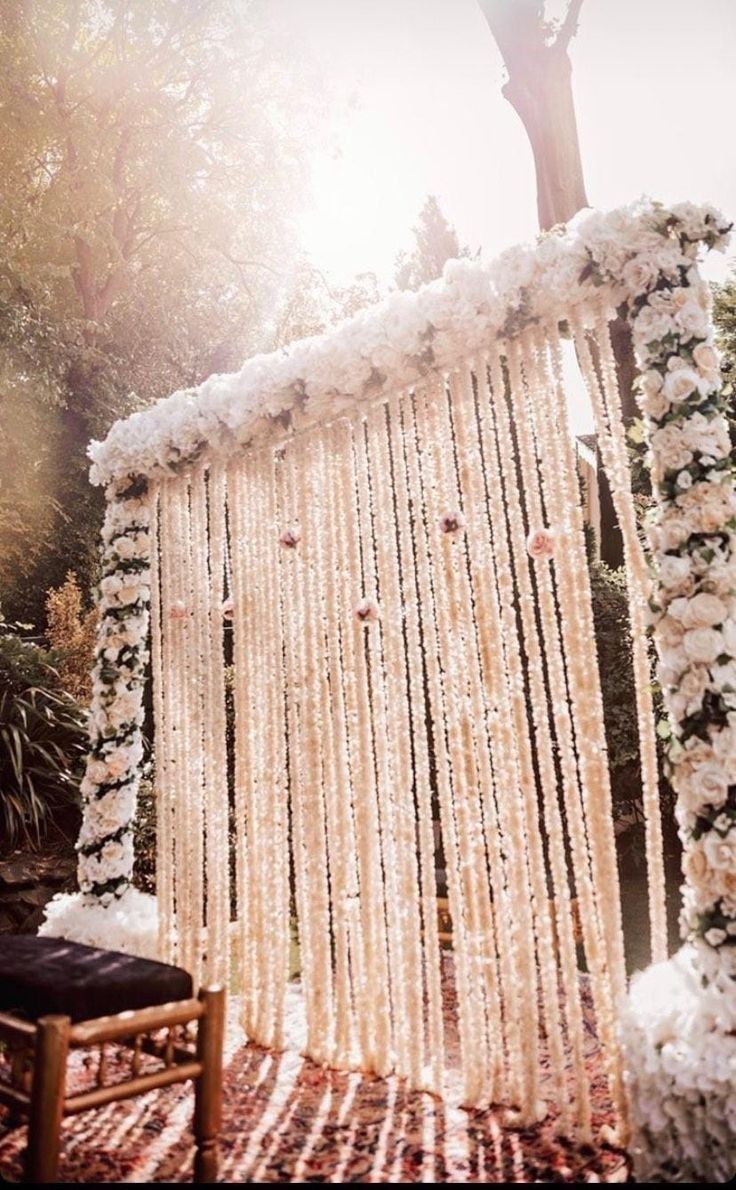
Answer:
(0, 0, 318, 624)
(394, 195, 472, 291)
(590, 562, 639, 774)
(589, 560, 671, 832)
(713, 277, 736, 441)
(0, 631, 86, 845)
(133, 774, 156, 896)
(272, 263, 381, 347)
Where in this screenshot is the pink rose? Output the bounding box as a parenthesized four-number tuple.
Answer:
(355, 597, 380, 624)
(526, 528, 556, 560)
(439, 511, 465, 534)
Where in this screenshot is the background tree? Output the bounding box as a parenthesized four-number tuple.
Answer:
(477, 0, 635, 566)
(713, 276, 736, 442)
(394, 195, 472, 291)
(272, 262, 380, 346)
(0, 0, 316, 622)
(476, 0, 586, 230)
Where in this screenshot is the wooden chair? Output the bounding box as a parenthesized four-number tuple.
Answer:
(0, 936, 225, 1184)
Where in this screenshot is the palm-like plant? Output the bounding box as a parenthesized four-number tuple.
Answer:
(0, 634, 87, 845)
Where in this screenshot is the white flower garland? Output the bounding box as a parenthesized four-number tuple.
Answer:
(88, 200, 730, 492)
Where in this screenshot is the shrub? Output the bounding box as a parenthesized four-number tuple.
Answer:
(590, 560, 672, 832)
(590, 562, 639, 775)
(133, 775, 157, 895)
(45, 571, 97, 704)
(0, 629, 86, 845)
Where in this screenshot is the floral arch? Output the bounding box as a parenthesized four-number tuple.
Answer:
(42, 200, 735, 1180)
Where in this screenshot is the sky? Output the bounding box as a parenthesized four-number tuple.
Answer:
(274, 0, 735, 283)
(271, 0, 736, 428)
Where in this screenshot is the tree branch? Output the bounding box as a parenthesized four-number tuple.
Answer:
(554, 0, 585, 51)
(476, 0, 545, 68)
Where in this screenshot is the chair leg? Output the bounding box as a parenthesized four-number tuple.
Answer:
(25, 1014, 70, 1184)
(193, 986, 225, 1183)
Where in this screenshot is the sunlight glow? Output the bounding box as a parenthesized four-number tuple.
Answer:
(279, 0, 735, 286)
(275, 0, 735, 431)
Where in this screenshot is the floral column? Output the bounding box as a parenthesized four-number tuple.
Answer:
(620, 203, 736, 1182)
(40, 476, 159, 955)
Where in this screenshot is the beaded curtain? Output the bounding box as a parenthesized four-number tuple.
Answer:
(148, 314, 665, 1136)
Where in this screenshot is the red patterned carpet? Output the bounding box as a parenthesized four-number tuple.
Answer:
(0, 968, 629, 1183)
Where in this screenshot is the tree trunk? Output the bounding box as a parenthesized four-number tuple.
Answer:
(478, 0, 634, 566)
(501, 43, 587, 231)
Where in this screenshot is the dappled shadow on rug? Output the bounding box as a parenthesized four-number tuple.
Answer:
(0, 970, 629, 1183)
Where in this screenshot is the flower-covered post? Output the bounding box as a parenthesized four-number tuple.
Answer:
(41, 476, 159, 953)
(617, 204, 736, 1182)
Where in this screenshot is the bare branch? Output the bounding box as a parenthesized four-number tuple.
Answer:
(554, 0, 585, 51)
(216, 247, 281, 281)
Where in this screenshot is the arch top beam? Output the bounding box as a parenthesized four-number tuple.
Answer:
(87, 200, 731, 492)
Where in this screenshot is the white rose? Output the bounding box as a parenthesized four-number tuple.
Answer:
(622, 254, 661, 294)
(117, 582, 143, 606)
(641, 367, 663, 393)
(86, 759, 109, 785)
(649, 516, 689, 552)
(100, 575, 123, 596)
(650, 423, 693, 471)
(681, 412, 730, 455)
(703, 828, 736, 870)
(681, 592, 727, 629)
(656, 659, 680, 688)
(675, 302, 709, 341)
(704, 927, 727, 947)
(658, 554, 691, 589)
(683, 627, 724, 664)
(640, 387, 670, 420)
(676, 665, 709, 715)
(692, 341, 720, 379)
(654, 613, 685, 647)
(688, 762, 729, 808)
(668, 596, 690, 622)
(633, 304, 672, 345)
(662, 368, 701, 404)
(101, 840, 125, 864)
(114, 536, 136, 560)
(104, 747, 131, 779)
(107, 690, 140, 728)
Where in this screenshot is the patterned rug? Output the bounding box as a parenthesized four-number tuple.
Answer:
(0, 967, 630, 1183)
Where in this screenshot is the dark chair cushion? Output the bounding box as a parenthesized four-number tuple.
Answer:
(0, 935, 193, 1023)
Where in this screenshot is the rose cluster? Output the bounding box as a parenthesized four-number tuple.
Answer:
(624, 218, 736, 988)
(610, 202, 736, 1180)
